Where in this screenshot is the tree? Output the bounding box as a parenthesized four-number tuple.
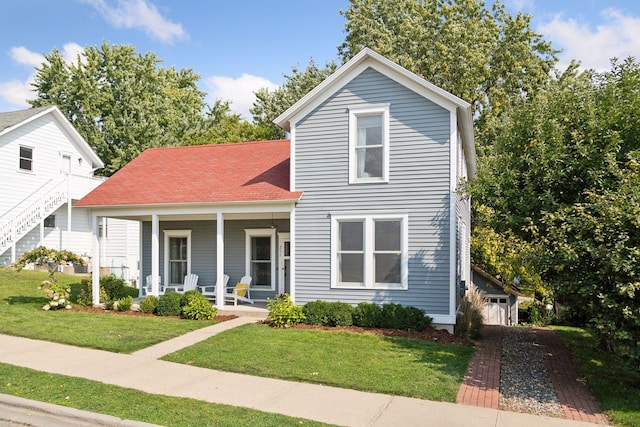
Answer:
(251, 59, 337, 138)
(339, 0, 558, 134)
(30, 43, 208, 176)
(470, 58, 640, 365)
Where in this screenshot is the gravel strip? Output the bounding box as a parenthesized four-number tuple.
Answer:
(499, 327, 564, 417)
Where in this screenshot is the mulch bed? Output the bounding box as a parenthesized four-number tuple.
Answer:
(69, 305, 237, 322)
(283, 323, 473, 346)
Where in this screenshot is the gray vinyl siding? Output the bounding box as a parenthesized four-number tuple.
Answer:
(141, 218, 289, 299)
(294, 67, 453, 314)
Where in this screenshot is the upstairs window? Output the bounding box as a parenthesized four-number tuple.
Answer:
(349, 105, 389, 183)
(19, 146, 33, 171)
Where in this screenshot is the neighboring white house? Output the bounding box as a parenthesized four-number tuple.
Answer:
(0, 106, 139, 284)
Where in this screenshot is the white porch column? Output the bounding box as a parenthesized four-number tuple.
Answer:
(91, 214, 100, 306)
(151, 214, 160, 296)
(289, 205, 296, 303)
(66, 175, 71, 250)
(216, 212, 225, 309)
(138, 221, 144, 297)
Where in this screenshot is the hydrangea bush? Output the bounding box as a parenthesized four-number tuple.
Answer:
(39, 280, 72, 311)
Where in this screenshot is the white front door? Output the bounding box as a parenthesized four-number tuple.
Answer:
(278, 233, 290, 295)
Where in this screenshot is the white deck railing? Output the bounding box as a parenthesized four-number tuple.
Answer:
(0, 177, 69, 258)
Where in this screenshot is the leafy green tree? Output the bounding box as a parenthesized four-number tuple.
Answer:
(339, 0, 558, 131)
(471, 58, 640, 365)
(251, 59, 337, 139)
(30, 43, 208, 175)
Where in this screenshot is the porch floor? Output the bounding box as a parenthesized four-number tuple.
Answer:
(132, 298, 268, 318)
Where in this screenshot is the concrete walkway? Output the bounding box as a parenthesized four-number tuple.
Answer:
(0, 319, 604, 427)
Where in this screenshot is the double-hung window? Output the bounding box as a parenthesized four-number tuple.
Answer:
(331, 213, 408, 289)
(245, 229, 276, 290)
(349, 105, 390, 183)
(19, 146, 33, 171)
(163, 230, 191, 287)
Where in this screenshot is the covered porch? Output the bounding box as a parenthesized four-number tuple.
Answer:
(89, 202, 295, 309)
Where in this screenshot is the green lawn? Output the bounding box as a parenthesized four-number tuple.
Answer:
(163, 323, 475, 402)
(553, 326, 640, 427)
(0, 268, 215, 353)
(0, 362, 331, 427)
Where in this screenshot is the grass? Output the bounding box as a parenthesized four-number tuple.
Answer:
(0, 268, 216, 353)
(0, 362, 331, 427)
(553, 326, 640, 427)
(163, 323, 475, 402)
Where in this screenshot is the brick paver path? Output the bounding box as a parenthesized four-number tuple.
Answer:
(535, 328, 609, 425)
(456, 325, 502, 409)
(457, 325, 609, 425)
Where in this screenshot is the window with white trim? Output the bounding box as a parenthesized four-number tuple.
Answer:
(245, 229, 276, 290)
(19, 146, 33, 171)
(331, 213, 408, 289)
(349, 105, 389, 183)
(163, 230, 191, 286)
(44, 214, 56, 228)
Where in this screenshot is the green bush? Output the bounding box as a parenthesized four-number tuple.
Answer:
(180, 290, 201, 307)
(139, 295, 158, 314)
(116, 295, 133, 312)
(182, 292, 217, 320)
(327, 302, 354, 326)
(100, 276, 128, 300)
(302, 300, 330, 325)
(157, 292, 183, 316)
(77, 279, 93, 307)
(267, 294, 305, 327)
(353, 302, 382, 328)
(380, 303, 431, 331)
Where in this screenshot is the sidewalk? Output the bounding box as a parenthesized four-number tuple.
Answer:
(0, 319, 604, 427)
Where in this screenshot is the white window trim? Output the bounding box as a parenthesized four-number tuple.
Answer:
(245, 228, 277, 290)
(348, 104, 390, 184)
(331, 212, 408, 290)
(163, 229, 192, 287)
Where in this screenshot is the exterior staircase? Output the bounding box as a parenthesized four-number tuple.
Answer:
(0, 177, 68, 261)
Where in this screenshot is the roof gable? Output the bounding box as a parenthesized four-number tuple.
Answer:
(75, 140, 302, 207)
(0, 106, 104, 169)
(275, 48, 476, 177)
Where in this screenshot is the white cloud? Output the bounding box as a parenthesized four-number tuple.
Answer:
(0, 80, 33, 108)
(10, 47, 44, 68)
(61, 42, 85, 64)
(206, 74, 278, 120)
(539, 8, 640, 72)
(83, 0, 187, 44)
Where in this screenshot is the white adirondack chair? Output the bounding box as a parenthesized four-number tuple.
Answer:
(144, 275, 163, 295)
(198, 274, 229, 301)
(224, 275, 253, 306)
(165, 273, 199, 293)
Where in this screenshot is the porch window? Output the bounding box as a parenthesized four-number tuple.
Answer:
(349, 105, 389, 183)
(164, 230, 191, 286)
(19, 146, 33, 171)
(331, 213, 408, 289)
(245, 229, 276, 290)
(44, 214, 56, 228)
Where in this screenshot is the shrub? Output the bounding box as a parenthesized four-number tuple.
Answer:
(380, 303, 431, 331)
(180, 290, 202, 307)
(116, 295, 133, 312)
(456, 287, 486, 339)
(139, 295, 159, 314)
(77, 279, 93, 307)
(100, 276, 128, 300)
(353, 302, 382, 328)
(39, 280, 72, 311)
(157, 292, 183, 316)
(303, 300, 330, 325)
(267, 293, 305, 327)
(327, 302, 354, 326)
(182, 292, 217, 320)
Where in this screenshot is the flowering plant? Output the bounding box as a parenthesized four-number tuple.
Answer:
(40, 280, 72, 311)
(12, 246, 85, 283)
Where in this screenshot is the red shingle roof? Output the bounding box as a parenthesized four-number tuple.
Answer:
(75, 140, 301, 207)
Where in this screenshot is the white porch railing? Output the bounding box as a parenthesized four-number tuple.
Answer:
(0, 177, 69, 258)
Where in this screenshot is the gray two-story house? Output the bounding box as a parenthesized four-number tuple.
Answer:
(77, 48, 476, 331)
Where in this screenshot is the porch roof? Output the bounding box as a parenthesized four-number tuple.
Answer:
(75, 139, 302, 207)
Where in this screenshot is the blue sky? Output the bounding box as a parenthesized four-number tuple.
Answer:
(1, 0, 640, 118)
